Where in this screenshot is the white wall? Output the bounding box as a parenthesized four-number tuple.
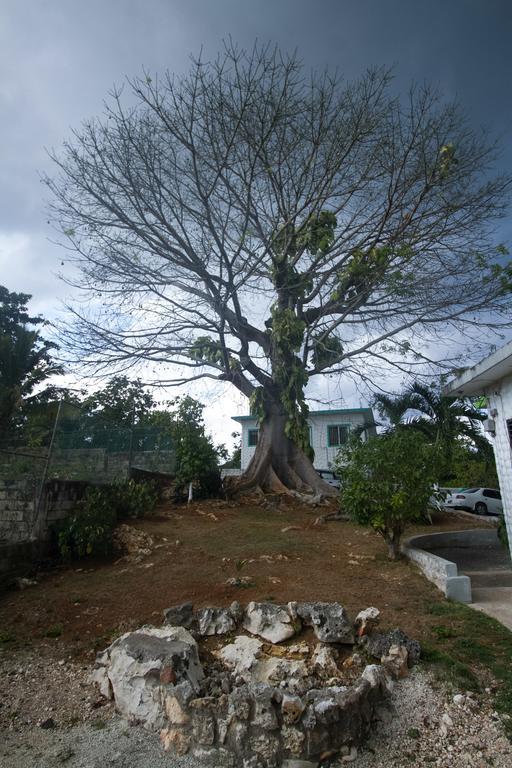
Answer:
(237, 411, 374, 471)
(488, 381, 512, 548)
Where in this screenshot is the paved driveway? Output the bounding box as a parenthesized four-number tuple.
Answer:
(427, 533, 512, 630)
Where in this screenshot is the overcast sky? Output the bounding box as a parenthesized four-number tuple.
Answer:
(1, 0, 511, 444)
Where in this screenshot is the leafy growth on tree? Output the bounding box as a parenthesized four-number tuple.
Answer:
(0, 286, 61, 441)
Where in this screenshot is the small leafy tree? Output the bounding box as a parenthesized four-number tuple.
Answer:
(55, 480, 159, 560)
(448, 441, 499, 488)
(0, 286, 61, 441)
(222, 431, 242, 470)
(82, 376, 155, 427)
(169, 396, 223, 499)
(336, 431, 436, 559)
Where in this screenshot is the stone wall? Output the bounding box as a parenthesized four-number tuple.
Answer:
(0, 478, 89, 545)
(0, 478, 90, 584)
(0, 478, 37, 543)
(91, 601, 420, 767)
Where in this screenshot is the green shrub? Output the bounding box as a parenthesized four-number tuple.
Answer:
(108, 479, 159, 519)
(55, 480, 159, 561)
(57, 489, 117, 560)
(336, 430, 436, 559)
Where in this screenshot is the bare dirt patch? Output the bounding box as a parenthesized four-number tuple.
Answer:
(0, 500, 507, 766)
(0, 500, 491, 659)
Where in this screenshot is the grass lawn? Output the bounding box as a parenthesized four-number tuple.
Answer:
(0, 498, 510, 735)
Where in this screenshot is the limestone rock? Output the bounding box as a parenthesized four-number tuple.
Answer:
(164, 694, 190, 725)
(361, 663, 394, 693)
(342, 653, 363, 670)
(311, 645, 340, 678)
(249, 732, 280, 762)
(243, 602, 298, 643)
(197, 606, 238, 636)
(89, 664, 112, 699)
(361, 628, 421, 666)
(354, 607, 380, 637)
(229, 600, 243, 623)
(162, 602, 195, 630)
(264, 657, 310, 692)
(90, 626, 203, 728)
(160, 727, 190, 755)
(289, 602, 354, 644)
(250, 683, 279, 730)
(281, 693, 305, 724)
(88, 603, 414, 767)
(381, 644, 409, 678)
(218, 635, 263, 678)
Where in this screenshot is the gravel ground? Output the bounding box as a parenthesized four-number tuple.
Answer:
(1, 646, 511, 767)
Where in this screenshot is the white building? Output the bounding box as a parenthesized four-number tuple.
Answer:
(232, 408, 376, 471)
(443, 341, 512, 547)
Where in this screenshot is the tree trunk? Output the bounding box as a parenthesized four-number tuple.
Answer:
(386, 534, 402, 560)
(235, 400, 337, 498)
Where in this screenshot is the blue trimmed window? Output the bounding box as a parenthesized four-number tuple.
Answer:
(327, 424, 350, 447)
(248, 428, 259, 447)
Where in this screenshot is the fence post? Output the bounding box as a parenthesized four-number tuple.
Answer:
(127, 406, 136, 479)
(31, 399, 62, 541)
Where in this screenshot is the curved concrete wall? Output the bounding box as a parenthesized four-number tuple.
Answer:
(400, 529, 497, 603)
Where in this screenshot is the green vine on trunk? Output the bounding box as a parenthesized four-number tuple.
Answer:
(260, 212, 338, 462)
(269, 305, 313, 459)
(249, 386, 267, 421)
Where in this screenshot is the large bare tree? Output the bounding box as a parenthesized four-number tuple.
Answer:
(46, 43, 511, 496)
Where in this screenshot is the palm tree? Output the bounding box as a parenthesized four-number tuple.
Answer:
(373, 383, 490, 481)
(372, 391, 413, 431)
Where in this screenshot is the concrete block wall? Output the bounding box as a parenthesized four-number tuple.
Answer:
(1, 447, 176, 486)
(43, 479, 90, 530)
(49, 448, 106, 480)
(0, 478, 90, 546)
(0, 479, 37, 543)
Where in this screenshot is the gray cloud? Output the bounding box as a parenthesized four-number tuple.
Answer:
(1, 0, 511, 442)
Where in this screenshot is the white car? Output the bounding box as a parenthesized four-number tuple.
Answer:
(316, 469, 341, 489)
(444, 487, 503, 516)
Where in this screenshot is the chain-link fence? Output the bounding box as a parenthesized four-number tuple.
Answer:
(0, 400, 175, 544)
(1, 400, 175, 481)
(49, 400, 175, 481)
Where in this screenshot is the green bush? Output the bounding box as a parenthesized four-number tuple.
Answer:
(57, 489, 117, 560)
(55, 480, 159, 560)
(336, 430, 436, 559)
(107, 479, 159, 519)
